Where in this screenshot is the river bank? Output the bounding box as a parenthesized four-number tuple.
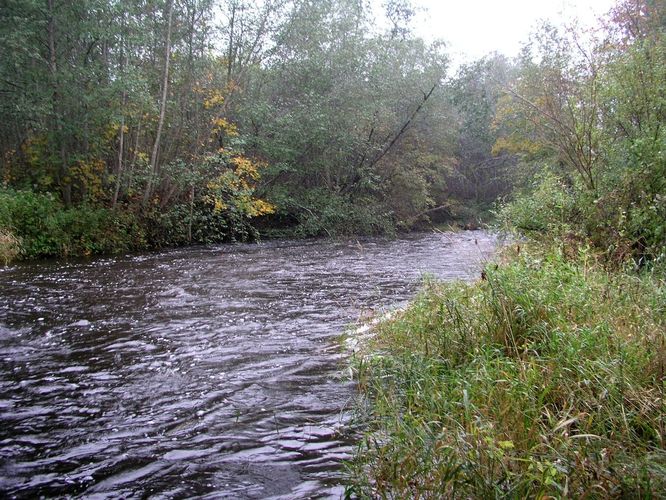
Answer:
(346, 241, 666, 497)
(0, 188, 490, 265)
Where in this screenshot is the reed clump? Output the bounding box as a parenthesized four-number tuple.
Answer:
(0, 228, 20, 265)
(348, 244, 666, 498)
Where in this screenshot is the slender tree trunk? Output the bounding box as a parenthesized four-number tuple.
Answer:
(188, 184, 195, 243)
(367, 83, 438, 172)
(112, 91, 126, 209)
(227, 2, 236, 84)
(143, 0, 174, 207)
(113, 18, 128, 209)
(125, 118, 142, 199)
(47, 0, 71, 206)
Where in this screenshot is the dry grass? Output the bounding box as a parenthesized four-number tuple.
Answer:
(0, 228, 20, 265)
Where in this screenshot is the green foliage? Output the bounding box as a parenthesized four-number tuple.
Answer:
(0, 189, 145, 259)
(280, 190, 395, 238)
(448, 55, 516, 202)
(0, 0, 493, 251)
(2, 0, 663, 259)
(496, 172, 578, 235)
(238, 0, 452, 234)
(143, 200, 257, 249)
(493, 1, 666, 266)
(348, 245, 666, 497)
(0, 185, 267, 260)
(0, 189, 64, 257)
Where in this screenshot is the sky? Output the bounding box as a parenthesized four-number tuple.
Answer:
(405, 0, 617, 65)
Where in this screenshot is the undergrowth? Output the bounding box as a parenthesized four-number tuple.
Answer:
(347, 244, 666, 498)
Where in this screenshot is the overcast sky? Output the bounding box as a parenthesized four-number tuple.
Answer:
(404, 0, 617, 65)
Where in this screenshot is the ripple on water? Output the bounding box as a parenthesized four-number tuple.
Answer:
(0, 230, 497, 497)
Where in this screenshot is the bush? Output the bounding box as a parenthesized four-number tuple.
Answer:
(282, 190, 395, 238)
(143, 200, 258, 249)
(0, 189, 65, 257)
(53, 207, 146, 257)
(496, 172, 578, 236)
(0, 189, 146, 259)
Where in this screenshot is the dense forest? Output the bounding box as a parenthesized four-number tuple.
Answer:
(3, 0, 662, 265)
(0, 0, 514, 260)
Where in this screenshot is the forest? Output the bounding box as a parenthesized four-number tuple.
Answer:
(1, 0, 512, 260)
(1, 0, 662, 266)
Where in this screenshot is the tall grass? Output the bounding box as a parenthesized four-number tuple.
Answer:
(347, 245, 666, 497)
(0, 228, 20, 265)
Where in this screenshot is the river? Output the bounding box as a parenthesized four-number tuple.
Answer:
(0, 230, 496, 498)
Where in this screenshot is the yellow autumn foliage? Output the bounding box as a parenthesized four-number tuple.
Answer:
(68, 159, 106, 203)
(231, 156, 262, 180)
(211, 117, 239, 137)
(248, 198, 276, 216)
(203, 89, 225, 109)
(205, 153, 275, 217)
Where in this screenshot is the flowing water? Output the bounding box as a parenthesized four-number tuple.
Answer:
(0, 230, 496, 498)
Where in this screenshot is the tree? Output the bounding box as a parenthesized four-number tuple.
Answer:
(143, 0, 174, 206)
(448, 54, 516, 203)
(494, 23, 603, 192)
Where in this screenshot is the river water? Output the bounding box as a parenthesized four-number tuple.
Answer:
(0, 230, 496, 498)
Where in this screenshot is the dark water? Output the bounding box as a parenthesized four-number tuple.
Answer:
(0, 231, 496, 498)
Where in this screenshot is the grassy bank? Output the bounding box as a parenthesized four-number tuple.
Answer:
(347, 244, 666, 497)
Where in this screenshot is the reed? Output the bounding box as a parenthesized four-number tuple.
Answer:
(0, 228, 20, 265)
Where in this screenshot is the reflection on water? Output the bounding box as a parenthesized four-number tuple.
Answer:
(0, 231, 495, 498)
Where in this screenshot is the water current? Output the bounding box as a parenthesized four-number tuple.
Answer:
(0, 230, 496, 498)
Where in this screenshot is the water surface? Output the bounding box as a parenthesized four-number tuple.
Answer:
(0, 231, 495, 498)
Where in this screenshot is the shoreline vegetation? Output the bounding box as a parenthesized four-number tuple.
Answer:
(345, 241, 666, 497)
(0, 186, 489, 265)
(342, 0, 665, 492)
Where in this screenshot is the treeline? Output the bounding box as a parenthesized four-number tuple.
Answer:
(1, 0, 664, 264)
(494, 0, 665, 268)
(0, 0, 515, 260)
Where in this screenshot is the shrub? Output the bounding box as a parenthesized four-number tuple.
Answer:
(53, 207, 146, 257)
(495, 172, 578, 236)
(0, 189, 146, 259)
(283, 190, 395, 238)
(0, 189, 64, 257)
(143, 200, 257, 249)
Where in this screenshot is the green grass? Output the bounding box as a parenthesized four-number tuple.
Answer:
(347, 244, 666, 498)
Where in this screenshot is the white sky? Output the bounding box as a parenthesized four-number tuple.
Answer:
(406, 0, 617, 65)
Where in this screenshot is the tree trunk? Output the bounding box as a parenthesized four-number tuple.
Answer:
(113, 18, 128, 209)
(227, 1, 236, 84)
(143, 0, 174, 207)
(47, 0, 71, 206)
(112, 92, 126, 209)
(188, 185, 195, 243)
